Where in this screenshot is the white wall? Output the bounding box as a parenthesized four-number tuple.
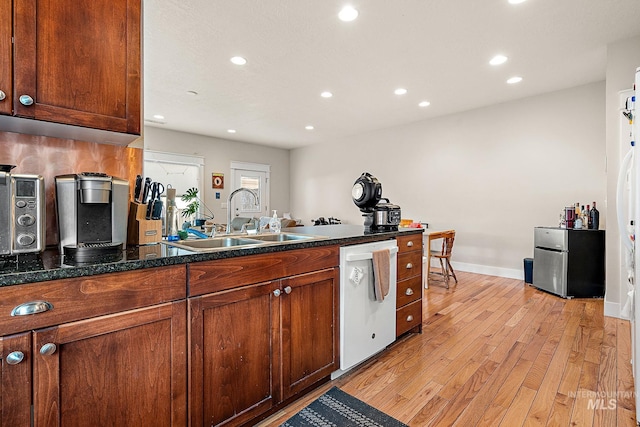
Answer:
(143, 127, 291, 222)
(291, 82, 606, 278)
(605, 35, 640, 318)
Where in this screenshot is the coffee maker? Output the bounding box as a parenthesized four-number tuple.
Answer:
(55, 173, 129, 262)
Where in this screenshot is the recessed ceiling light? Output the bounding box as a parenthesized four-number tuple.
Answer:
(508, 0, 526, 4)
(227, 129, 237, 133)
(489, 55, 508, 66)
(394, 88, 407, 95)
(186, 90, 198, 96)
(305, 125, 314, 130)
(230, 56, 247, 65)
(338, 6, 358, 22)
(153, 114, 165, 120)
(507, 76, 523, 84)
(418, 101, 431, 107)
(321, 91, 333, 98)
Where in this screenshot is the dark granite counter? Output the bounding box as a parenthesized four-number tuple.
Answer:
(0, 225, 424, 287)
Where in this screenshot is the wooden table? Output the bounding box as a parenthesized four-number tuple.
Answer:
(424, 229, 455, 288)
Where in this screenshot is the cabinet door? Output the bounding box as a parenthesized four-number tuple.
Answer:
(190, 282, 281, 427)
(281, 268, 339, 400)
(0, 333, 31, 426)
(13, 0, 140, 134)
(0, 0, 10, 115)
(32, 301, 187, 427)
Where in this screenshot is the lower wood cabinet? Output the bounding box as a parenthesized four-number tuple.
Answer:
(0, 266, 187, 427)
(1, 301, 187, 427)
(189, 267, 339, 427)
(396, 234, 424, 337)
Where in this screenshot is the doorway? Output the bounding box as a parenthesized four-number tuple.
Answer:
(229, 161, 270, 220)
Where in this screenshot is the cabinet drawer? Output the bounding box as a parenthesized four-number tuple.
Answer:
(396, 300, 422, 337)
(0, 265, 186, 335)
(397, 251, 422, 281)
(189, 246, 339, 296)
(396, 233, 423, 253)
(397, 275, 422, 308)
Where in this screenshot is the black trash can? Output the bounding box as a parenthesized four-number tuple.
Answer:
(523, 258, 533, 284)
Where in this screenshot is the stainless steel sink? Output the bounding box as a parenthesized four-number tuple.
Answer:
(161, 236, 263, 252)
(247, 232, 316, 242)
(160, 232, 327, 252)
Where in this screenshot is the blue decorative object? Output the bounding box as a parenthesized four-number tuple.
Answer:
(187, 228, 209, 239)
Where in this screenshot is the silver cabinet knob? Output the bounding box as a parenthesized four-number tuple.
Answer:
(273, 289, 281, 297)
(11, 301, 53, 316)
(19, 95, 34, 106)
(406, 263, 413, 269)
(405, 288, 414, 296)
(40, 343, 57, 356)
(5, 351, 24, 365)
(284, 286, 292, 294)
(406, 315, 414, 322)
(0, 90, 5, 101)
(407, 241, 414, 247)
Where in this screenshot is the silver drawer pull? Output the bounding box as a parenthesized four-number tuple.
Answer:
(5, 351, 24, 365)
(284, 286, 292, 294)
(405, 288, 414, 296)
(407, 241, 414, 247)
(0, 90, 5, 101)
(11, 301, 53, 316)
(406, 263, 413, 269)
(40, 343, 57, 356)
(406, 315, 414, 322)
(19, 94, 34, 106)
(273, 289, 281, 297)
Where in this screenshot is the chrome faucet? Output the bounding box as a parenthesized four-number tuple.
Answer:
(226, 188, 258, 234)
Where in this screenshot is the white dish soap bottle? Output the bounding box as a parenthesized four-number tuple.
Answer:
(269, 210, 281, 233)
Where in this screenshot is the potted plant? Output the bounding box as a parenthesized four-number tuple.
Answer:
(180, 187, 214, 225)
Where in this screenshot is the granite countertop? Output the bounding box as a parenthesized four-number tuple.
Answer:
(0, 225, 424, 287)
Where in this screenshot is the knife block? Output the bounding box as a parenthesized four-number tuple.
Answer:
(127, 202, 162, 245)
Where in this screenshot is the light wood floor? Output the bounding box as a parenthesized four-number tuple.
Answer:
(258, 271, 637, 427)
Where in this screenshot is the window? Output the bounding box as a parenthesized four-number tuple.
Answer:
(143, 150, 204, 213)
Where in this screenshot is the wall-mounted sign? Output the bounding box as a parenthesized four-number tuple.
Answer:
(212, 173, 224, 189)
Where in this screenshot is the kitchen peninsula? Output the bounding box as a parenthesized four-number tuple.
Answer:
(0, 225, 423, 426)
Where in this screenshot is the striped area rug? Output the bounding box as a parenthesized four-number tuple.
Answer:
(280, 387, 408, 427)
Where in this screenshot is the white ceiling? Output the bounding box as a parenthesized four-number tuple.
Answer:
(143, 0, 640, 149)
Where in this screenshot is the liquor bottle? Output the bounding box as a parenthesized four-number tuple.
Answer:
(589, 201, 599, 230)
(586, 204, 591, 229)
(581, 205, 588, 229)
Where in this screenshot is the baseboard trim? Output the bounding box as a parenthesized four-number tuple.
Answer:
(604, 300, 629, 320)
(449, 261, 523, 280)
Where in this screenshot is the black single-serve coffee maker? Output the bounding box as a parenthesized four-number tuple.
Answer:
(55, 173, 129, 263)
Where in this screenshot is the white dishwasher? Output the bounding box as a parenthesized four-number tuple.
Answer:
(332, 239, 398, 379)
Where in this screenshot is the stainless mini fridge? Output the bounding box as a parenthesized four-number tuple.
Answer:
(532, 227, 605, 298)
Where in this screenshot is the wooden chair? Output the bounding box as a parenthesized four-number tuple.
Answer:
(429, 230, 458, 289)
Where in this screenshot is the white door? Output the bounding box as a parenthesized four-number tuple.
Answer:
(230, 162, 270, 219)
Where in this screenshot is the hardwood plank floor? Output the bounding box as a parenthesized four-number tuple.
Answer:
(257, 271, 637, 427)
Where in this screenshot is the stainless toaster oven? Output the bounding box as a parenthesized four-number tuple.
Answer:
(0, 166, 45, 255)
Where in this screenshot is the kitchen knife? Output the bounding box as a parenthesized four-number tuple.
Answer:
(141, 177, 152, 204)
(151, 198, 163, 220)
(134, 175, 142, 202)
(146, 182, 157, 219)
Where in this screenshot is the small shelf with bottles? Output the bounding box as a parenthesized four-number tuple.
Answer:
(559, 202, 599, 230)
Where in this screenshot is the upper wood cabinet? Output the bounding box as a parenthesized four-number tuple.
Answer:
(0, 0, 11, 115)
(2, 0, 141, 140)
